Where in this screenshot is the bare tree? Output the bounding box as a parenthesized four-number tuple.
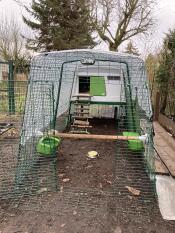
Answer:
(0, 0, 24, 6)
(0, 16, 30, 74)
(124, 40, 140, 56)
(91, 0, 155, 51)
(12, 0, 25, 6)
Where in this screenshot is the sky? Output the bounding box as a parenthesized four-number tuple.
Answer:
(0, 0, 175, 57)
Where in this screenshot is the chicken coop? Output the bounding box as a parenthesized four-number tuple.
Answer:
(0, 50, 155, 208)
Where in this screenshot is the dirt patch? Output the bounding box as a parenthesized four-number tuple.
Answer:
(0, 115, 22, 198)
(57, 119, 117, 192)
(0, 118, 175, 233)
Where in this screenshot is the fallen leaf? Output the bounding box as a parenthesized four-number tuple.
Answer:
(37, 187, 47, 194)
(128, 195, 133, 200)
(58, 173, 65, 177)
(106, 180, 112, 185)
(86, 165, 93, 169)
(9, 213, 15, 217)
(73, 210, 77, 215)
(114, 226, 122, 233)
(62, 178, 70, 183)
(61, 223, 66, 228)
(125, 186, 140, 196)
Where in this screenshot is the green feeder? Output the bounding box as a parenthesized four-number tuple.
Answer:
(122, 132, 144, 151)
(36, 136, 61, 156)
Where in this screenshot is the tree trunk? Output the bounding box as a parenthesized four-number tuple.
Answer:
(109, 40, 121, 52)
(160, 90, 168, 114)
(109, 44, 118, 51)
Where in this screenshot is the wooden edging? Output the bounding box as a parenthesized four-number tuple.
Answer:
(158, 113, 175, 137)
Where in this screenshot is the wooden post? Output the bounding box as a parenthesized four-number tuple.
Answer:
(49, 131, 142, 141)
(154, 91, 160, 121)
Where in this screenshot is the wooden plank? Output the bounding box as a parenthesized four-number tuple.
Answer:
(75, 107, 90, 110)
(72, 94, 92, 97)
(50, 131, 142, 141)
(154, 121, 175, 177)
(154, 121, 164, 133)
(72, 116, 92, 119)
(154, 121, 175, 151)
(70, 130, 88, 134)
(155, 154, 169, 175)
(74, 103, 90, 106)
(157, 148, 175, 174)
(73, 111, 89, 115)
(74, 120, 89, 126)
(72, 125, 92, 128)
(158, 113, 175, 137)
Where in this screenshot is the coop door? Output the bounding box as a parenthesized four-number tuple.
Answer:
(79, 76, 90, 94)
(90, 76, 106, 96)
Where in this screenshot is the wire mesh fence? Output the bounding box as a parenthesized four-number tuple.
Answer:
(0, 51, 163, 229)
(0, 80, 27, 114)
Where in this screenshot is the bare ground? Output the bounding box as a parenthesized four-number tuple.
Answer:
(0, 118, 175, 233)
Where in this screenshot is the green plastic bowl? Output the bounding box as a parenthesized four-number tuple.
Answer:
(36, 136, 61, 156)
(122, 132, 144, 151)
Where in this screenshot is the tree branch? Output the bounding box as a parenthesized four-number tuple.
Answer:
(92, 0, 155, 51)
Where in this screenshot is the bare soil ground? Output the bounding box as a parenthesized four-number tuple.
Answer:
(0, 118, 175, 233)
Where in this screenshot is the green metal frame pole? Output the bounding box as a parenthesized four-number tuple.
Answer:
(125, 66, 136, 132)
(8, 60, 15, 114)
(54, 60, 80, 128)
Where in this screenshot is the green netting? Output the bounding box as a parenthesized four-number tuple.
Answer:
(0, 51, 156, 218)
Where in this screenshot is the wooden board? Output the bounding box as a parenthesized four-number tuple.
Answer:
(74, 120, 89, 126)
(158, 113, 175, 137)
(50, 131, 143, 141)
(154, 122, 175, 177)
(155, 153, 169, 175)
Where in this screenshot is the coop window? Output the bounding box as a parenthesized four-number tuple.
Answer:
(79, 76, 90, 93)
(107, 76, 121, 81)
(78, 76, 106, 96)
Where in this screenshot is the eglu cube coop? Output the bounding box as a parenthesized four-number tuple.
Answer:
(0, 50, 155, 203)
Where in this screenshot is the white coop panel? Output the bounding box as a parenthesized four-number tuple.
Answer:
(72, 63, 123, 103)
(90, 105, 115, 118)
